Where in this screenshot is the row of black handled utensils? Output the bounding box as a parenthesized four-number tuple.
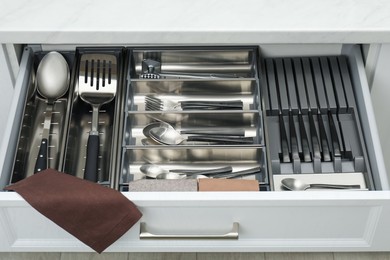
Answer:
(263, 56, 358, 173)
(278, 109, 344, 173)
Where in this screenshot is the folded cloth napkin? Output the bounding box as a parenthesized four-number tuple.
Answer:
(4, 168, 142, 253)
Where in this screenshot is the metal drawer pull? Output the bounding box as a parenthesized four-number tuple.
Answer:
(139, 222, 239, 240)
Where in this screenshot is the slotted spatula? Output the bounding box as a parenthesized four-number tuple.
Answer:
(79, 54, 117, 182)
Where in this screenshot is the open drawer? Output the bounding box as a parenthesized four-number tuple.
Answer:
(0, 44, 389, 252)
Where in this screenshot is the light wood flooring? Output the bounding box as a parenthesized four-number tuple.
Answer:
(0, 252, 390, 260)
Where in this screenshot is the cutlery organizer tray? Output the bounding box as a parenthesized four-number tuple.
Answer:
(262, 55, 373, 189)
(7, 45, 375, 191)
(119, 47, 267, 190)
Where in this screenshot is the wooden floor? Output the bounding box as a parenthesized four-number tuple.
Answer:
(0, 252, 390, 260)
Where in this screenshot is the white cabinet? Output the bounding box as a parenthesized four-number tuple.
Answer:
(0, 44, 390, 252)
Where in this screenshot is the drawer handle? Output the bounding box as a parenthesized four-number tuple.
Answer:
(139, 222, 239, 240)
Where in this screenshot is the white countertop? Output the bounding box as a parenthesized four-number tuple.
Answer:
(1, 0, 390, 44)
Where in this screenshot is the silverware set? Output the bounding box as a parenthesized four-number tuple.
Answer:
(145, 95, 243, 111)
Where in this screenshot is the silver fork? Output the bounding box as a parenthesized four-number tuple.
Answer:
(144, 95, 243, 111)
(79, 54, 117, 182)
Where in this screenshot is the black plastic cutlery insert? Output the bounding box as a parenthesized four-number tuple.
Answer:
(262, 55, 371, 181)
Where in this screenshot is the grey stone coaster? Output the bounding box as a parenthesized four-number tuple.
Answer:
(127, 179, 198, 192)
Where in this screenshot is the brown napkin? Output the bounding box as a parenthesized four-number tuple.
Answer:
(4, 168, 142, 253)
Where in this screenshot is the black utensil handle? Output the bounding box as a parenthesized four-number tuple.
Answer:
(34, 138, 48, 173)
(172, 166, 232, 175)
(181, 106, 242, 110)
(298, 113, 311, 162)
(309, 112, 321, 160)
(84, 134, 99, 182)
(215, 166, 262, 179)
(310, 184, 361, 189)
(181, 101, 243, 110)
(279, 113, 290, 163)
(187, 135, 254, 144)
(180, 129, 246, 136)
(181, 100, 243, 106)
(328, 111, 342, 158)
(318, 113, 331, 162)
(289, 113, 300, 161)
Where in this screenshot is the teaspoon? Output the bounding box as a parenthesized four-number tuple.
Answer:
(281, 178, 361, 191)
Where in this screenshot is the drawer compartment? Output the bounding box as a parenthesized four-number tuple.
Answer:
(62, 47, 125, 185)
(10, 50, 75, 182)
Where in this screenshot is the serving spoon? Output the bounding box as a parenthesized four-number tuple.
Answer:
(281, 178, 361, 191)
(34, 52, 70, 173)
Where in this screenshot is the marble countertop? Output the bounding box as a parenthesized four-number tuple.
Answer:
(1, 0, 390, 44)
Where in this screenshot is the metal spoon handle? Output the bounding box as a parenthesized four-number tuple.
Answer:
(213, 166, 261, 179)
(171, 166, 233, 175)
(309, 184, 361, 189)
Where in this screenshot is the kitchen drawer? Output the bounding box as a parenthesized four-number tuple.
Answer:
(0, 44, 390, 252)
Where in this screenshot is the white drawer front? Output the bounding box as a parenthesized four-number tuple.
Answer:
(1, 192, 390, 252)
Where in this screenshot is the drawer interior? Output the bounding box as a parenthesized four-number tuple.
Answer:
(2, 45, 383, 192)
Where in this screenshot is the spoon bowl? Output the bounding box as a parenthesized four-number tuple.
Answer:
(37, 52, 70, 102)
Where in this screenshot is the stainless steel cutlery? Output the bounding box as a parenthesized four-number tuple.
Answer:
(145, 95, 243, 111)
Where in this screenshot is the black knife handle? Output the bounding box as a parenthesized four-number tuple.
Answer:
(298, 113, 311, 162)
(289, 113, 300, 161)
(186, 135, 254, 144)
(180, 129, 246, 137)
(84, 134, 99, 182)
(328, 111, 342, 158)
(309, 112, 321, 160)
(279, 113, 290, 163)
(318, 113, 331, 162)
(34, 138, 48, 173)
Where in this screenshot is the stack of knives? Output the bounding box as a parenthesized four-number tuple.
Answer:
(263, 55, 366, 174)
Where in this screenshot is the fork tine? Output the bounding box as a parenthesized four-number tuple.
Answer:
(145, 95, 164, 111)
